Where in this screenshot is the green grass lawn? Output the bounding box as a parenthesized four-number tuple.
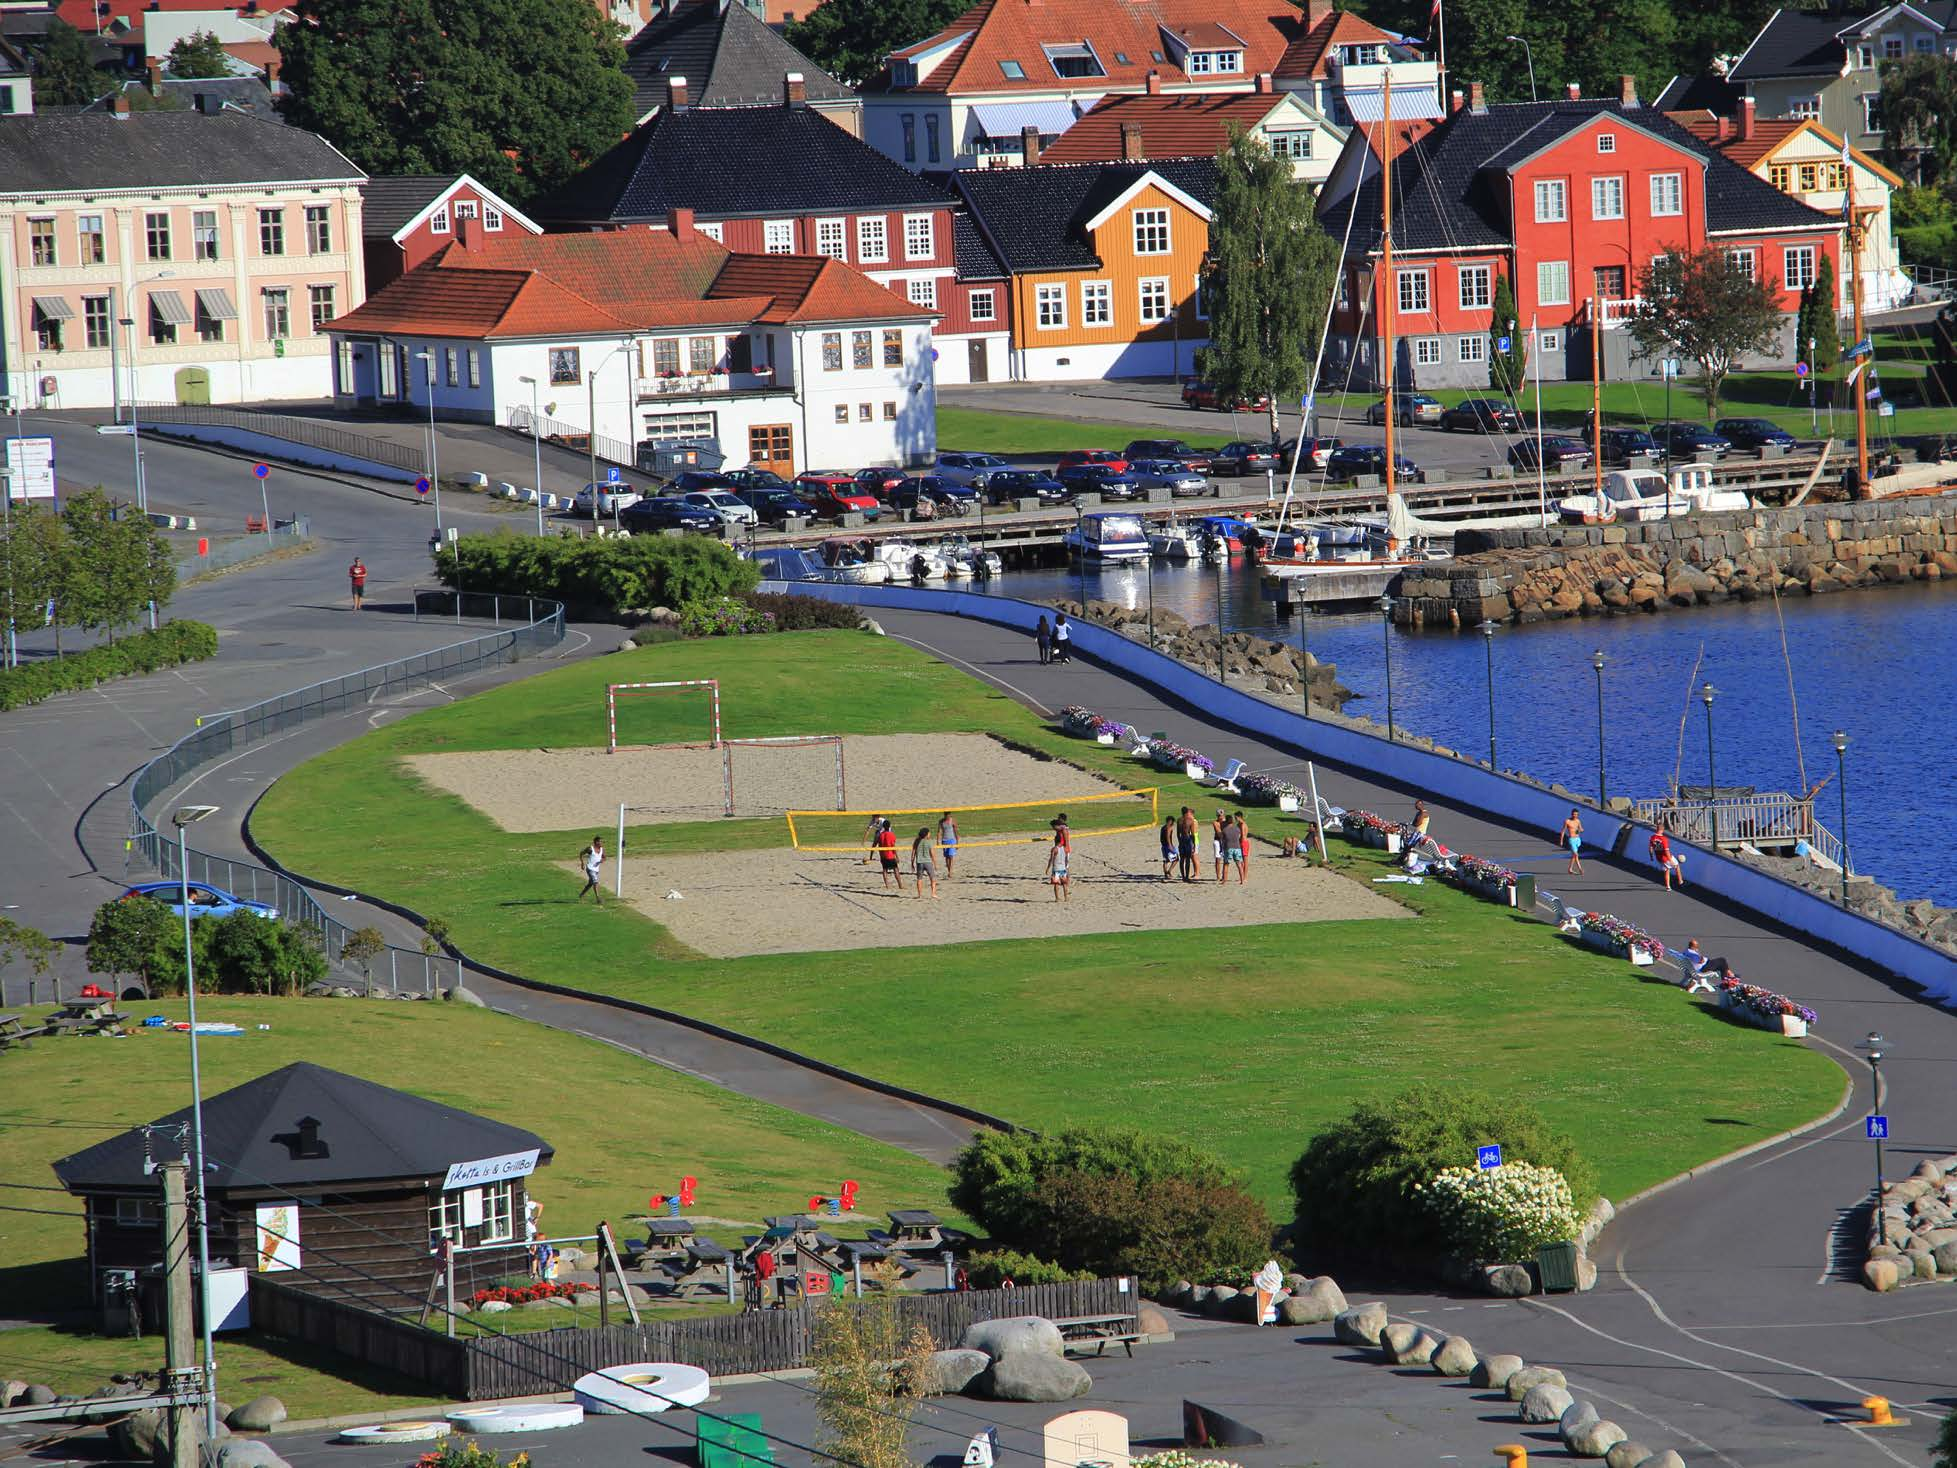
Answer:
(251, 631, 1844, 1214)
(0, 995, 955, 1413)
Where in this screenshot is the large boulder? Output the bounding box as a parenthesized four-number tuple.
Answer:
(1203, 1285, 1241, 1317)
(961, 1315, 1064, 1362)
(1604, 1444, 1653, 1468)
(1134, 1302, 1171, 1335)
(216, 1441, 291, 1468)
(1520, 1383, 1576, 1423)
(1570, 1420, 1628, 1458)
(1379, 1322, 1423, 1360)
(1640, 1452, 1687, 1468)
(1559, 1400, 1600, 1445)
(21, 1386, 56, 1406)
(1186, 1285, 1215, 1311)
(921, 1349, 991, 1396)
(1933, 1241, 1957, 1275)
(107, 1408, 163, 1461)
(1483, 1264, 1535, 1296)
(477, 1299, 513, 1313)
(226, 1397, 287, 1433)
(1471, 1354, 1524, 1390)
(1394, 1329, 1440, 1366)
(447, 986, 485, 1007)
(1505, 1366, 1567, 1402)
(971, 1353, 1092, 1403)
(1863, 1257, 1901, 1292)
(1333, 1303, 1388, 1347)
(1911, 1250, 1938, 1280)
(1283, 1276, 1347, 1323)
(1432, 1335, 1478, 1377)
(0, 1382, 25, 1409)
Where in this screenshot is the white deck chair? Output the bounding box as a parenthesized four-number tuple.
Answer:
(1201, 758, 1245, 793)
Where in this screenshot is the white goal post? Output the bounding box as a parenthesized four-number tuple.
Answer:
(607, 679, 720, 753)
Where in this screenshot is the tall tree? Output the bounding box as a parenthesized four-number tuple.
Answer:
(1807, 254, 1841, 405)
(1627, 247, 1783, 421)
(784, 0, 967, 88)
(1879, 54, 1957, 189)
(1198, 127, 1343, 443)
(166, 29, 231, 78)
(275, 0, 633, 204)
(1488, 269, 1527, 397)
(30, 19, 109, 106)
(2, 504, 69, 655)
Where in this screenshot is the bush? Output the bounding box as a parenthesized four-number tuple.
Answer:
(742, 592, 863, 630)
(144, 911, 330, 997)
(86, 896, 176, 992)
(678, 596, 775, 636)
(416, 1440, 529, 1468)
(0, 621, 217, 712)
(951, 1127, 1274, 1292)
(434, 530, 757, 614)
(1935, 1403, 1957, 1468)
(962, 1249, 1089, 1289)
(1288, 1088, 1596, 1259)
(1412, 1161, 1584, 1263)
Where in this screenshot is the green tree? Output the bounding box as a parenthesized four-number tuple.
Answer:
(59, 490, 171, 642)
(1934, 1403, 1957, 1468)
(1488, 269, 1527, 397)
(1197, 126, 1342, 443)
(86, 896, 175, 993)
(274, 0, 633, 204)
(341, 925, 386, 997)
(30, 19, 108, 106)
(1627, 246, 1783, 421)
(784, 0, 967, 88)
(1879, 54, 1957, 188)
(808, 1288, 935, 1468)
(166, 29, 231, 78)
(0, 916, 58, 988)
(3, 505, 69, 655)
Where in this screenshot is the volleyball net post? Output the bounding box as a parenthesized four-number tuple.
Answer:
(784, 787, 1159, 852)
(607, 679, 721, 753)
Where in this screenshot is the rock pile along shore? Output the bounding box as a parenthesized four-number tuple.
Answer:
(1047, 600, 1354, 708)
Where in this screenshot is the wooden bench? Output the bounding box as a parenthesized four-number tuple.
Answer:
(1053, 1312, 1144, 1358)
(699, 1411, 772, 1468)
(0, 1014, 28, 1051)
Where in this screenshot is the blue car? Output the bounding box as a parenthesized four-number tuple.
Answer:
(1713, 418, 1797, 451)
(118, 881, 279, 921)
(1056, 463, 1142, 500)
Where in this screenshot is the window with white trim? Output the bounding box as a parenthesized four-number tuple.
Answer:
(1884, 35, 1904, 58)
(1597, 132, 1617, 153)
(1539, 330, 1560, 353)
(445, 346, 458, 386)
(468, 349, 481, 388)
(1784, 245, 1818, 291)
(1458, 263, 1491, 309)
(1537, 259, 1570, 306)
(481, 1183, 515, 1243)
(1591, 176, 1625, 220)
(696, 220, 724, 242)
(429, 1191, 464, 1244)
(1534, 179, 1567, 222)
(1036, 283, 1066, 329)
(763, 220, 794, 254)
(1138, 277, 1169, 322)
(1459, 335, 1487, 363)
(815, 218, 847, 259)
(1397, 268, 1429, 313)
(1789, 95, 1820, 120)
(924, 113, 941, 164)
(857, 216, 887, 264)
(1081, 280, 1112, 325)
(969, 289, 996, 322)
(430, 207, 450, 234)
(1862, 92, 1884, 132)
(904, 213, 934, 260)
(1650, 172, 1683, 217)
(484, 206, 503, 231)
(906, 276, 938, 309)
(1266, 129, 1311, 158)
(1414, 338, 1441, 365)
(1132, 207, 1170, 255)
(1726, 247, 1757, 280)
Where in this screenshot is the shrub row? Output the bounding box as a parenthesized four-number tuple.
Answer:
(435, 531, 757, 614)
(674, 592, 867, 636)
(0, 620, 218, 712)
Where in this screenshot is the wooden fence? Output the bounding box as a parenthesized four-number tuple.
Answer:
(249, 1275, 469, 1396)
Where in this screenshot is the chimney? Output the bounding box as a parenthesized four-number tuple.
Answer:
(1254, 71, 1273, 94)
(1451, 87, 1464, 114)
(1618, 73, 1637, 107)
(1144, 70, 1161, 95)
(145, 59, 162, 95)
(1306, 0, 1333, 25)
(454, 210, 474, 250)
(1740, 96, 1755, 141)
(1716, 114, 1731, 143)
(264, 58, 280, 92)
(667, 74, 688, 110)
(1565, 81, 1580, 101)
(669, 206, 694, 238)
(1468, 80, 1486, 114)
(784, 71, 806, 108)
(110, 93, 130, 116)
(291, 1116, 327, 1159)
(1021, 123, 1042, 164)
(1121, 121, 1145, 160)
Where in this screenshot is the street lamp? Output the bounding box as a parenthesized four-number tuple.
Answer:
(1215, 542, 1227, 684)
(172, 803, 222, 1438)
(1478, 618, 1499, 768)
(1592, 650, 1607, 806)
(1701, 682, 1718, 851)
(0, 392, 21, 669)
(1864, 1030, 1887, 1244)
(1833, 729, 1851, 906)
(1072, 503, 1087, 608)
(1504, 35, 1537, 102)
(1298, 602, 1311, 718)
(516, 375, 546, 536)
(1378, 595, 1396, 742)
(124, 273, 173, 632)
(412, 351, 443, 537)
(583, 340, 633, 519)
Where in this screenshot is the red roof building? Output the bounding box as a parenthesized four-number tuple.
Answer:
(1038, 73, 1345, 186)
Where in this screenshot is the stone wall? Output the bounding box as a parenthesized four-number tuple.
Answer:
(1047, 600, 1354, 709)
(1394, 494, 1957, 627)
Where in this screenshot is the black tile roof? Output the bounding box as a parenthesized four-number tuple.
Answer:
(82, 77, 281, 121)
(951, 158, 1219, 274)
(953, 210, 1006, 279)
(361, 175, 462, 239)
(529, 105, 953, 224)
(1729, 9, 1855, 80)
(1317, 99, 1836, 257)
(0, 111, 361, 193)
(1652, 72, 1741, 115)
(623, 0, 851, 116)
(52, 1063, 553, 1193)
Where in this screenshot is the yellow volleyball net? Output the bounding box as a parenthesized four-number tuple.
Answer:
(785, 787, 1160, 852)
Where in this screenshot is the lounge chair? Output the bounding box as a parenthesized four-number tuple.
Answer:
(1199, 758, 1245, 793)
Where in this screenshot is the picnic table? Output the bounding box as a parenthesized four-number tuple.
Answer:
(0, 1014, 29, 1050)
(50, 1000, 123, 1036)
(1053, 1311, 1145, 1358)
(622, 1216, 698, 1265)
(867, 1209, 969, 1254)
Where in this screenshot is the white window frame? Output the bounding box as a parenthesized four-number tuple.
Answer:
(1414, 337, 1441, 365)
(857, 216, 888, 264)
(1539, 330, 1561, 353)
(467, 348, 481, 388)
(1790, 95, 1820, 120)
(1726, 247, 1757, 280)
(1783, 245, 1818, 291)
(1459, 335, 1487, 363)
(696, 220, 724, 243)
(1081, 279, 1112, 326)
(429, 1191, 464, 1244)
(903, 213, 934, 261)
(1458, 263, 1491, 310)
(969, 288, 996, 322)
(484, 206, 504, 231)
(1597, 132, 1617, 153)
(815, 217, 847, 259)
(1862, 92, 1884, 133)
(1035, 282, 1067, 329)
(1884, 35, 1904, 58)
(1397, 268, 1429, 314)
(1537, 259, 1571, 307)
(1132, 207, 1171, 256)
(1591, 176, 1625, 221)
(1138, 276, 1169, 323)
(481, 1182, 515, 1244)
(1649, 172, 1683, 217)
(1534, 179, 1568, 223)
(1265, 129, 1311, 159)
(763, 220, 795, 254)
(905, 276, 938, 309)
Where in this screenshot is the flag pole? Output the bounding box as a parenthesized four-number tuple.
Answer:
(1433, 0, 1448, 87)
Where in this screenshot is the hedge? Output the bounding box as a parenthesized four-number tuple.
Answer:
(435, 531, 757, 615)
(0, 620, 218, 712)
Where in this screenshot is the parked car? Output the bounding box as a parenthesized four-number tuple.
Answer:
(733, 487, 819, 526)
(1056, 448, 1130, 474)
(1714, 417, 1797, 450)
(721, 467, 790, 493)
(1123, 439, 1212, 474)
(1211, 441, 1283, 477)
(118, 881, 277, 921)
(1655, 422, 1732, 459)
(981, 469, 1069, 505)
(668, 470, 740, 493)
(571, 482, 642, 517)
(932, 451, 1011, 488)
(1280, 436, 1344, 470)
(618, 496, 723, 535)
(671, 489, 757, 528)
(1439, 398, 1524, 433)
(1325, 444, 1420, 482)
(794, 472, 882, 520)
(1057, 463, 1143, 499)
(1181, 379, 1271, 412)
(1507, 436, 1595, 473)
(852, 466, 907, 499)
(889, 476, 971, 517)
(1598, 427, 1660, 465)
(1365, 393, 1443, 426)
(1126, 458, 1210, 496)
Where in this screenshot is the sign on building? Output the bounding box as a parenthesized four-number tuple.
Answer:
(443, 1149, 542, 1190)
(4, 437, 56, 501)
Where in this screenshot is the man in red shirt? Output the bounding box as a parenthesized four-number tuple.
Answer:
(348, 557, 368, 611)
(1649, 829, 1684, 890)
(876, 820, 899, 889)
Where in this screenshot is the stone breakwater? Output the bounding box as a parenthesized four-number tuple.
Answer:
(1393, 493, 1957, 627)
(1048, 600, 1354, 708)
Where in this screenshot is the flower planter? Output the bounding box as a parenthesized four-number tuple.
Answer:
(1096, 731, 1117, 745)
(1183, 760, 1208, 780)
(1277, 794, 1300, 813)
(1455, 873, 1518, 906)
(1577, 927, 1657, 965)
(1719, 986, 1815, 1034)
(1351, 825, 1401, 853)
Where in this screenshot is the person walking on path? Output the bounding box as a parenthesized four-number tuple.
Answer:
(1046, 818, 1071, 901)
(1035, 614, 1052, 664)
(1177, 806, 1199, 882)
(578, 835, 605, 903)
(876, 819, 900, 889)
(348, 557, 368, 611)
(938, 811, 959, 877)
(1159, 817, 1177, 879)
(1559, 809, 1584, 874)
(1649, 828, 1685, 890)
(1052, 612, 1072, 664)
(911, 827, 940, 899)
(1222, 811, 1246, 885)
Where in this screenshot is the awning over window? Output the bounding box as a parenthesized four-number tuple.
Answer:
(970, 99, 1083, 138)
(1343, 85, 1445, 122)
(149, 290, 192, 326)
(196, 288, 238, 321)
(30, 296, 74, 321)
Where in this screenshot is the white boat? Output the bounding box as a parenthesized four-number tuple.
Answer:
(1064, 512, 1150, 563)
(934, 534, 1002, 578)
(1149, 520, 1204, 561)
(811, 538, 894, 584)
(872, 539, 953, 580)
(1260, 496, 1440, 577)
(1555, 466, 1750, 526)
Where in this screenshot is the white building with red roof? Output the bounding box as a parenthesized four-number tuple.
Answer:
(323, 214, 939, 476)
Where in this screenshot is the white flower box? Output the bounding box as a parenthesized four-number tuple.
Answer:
(1351, 826, 1401, 853)
(1096, 731, 1116, 745)
(1277, 794, 1300, 813)
(1577, 928, 1657, 965)
(1184, 761, 1208, 780)
(1457, 874, 1518, 906)
(1781, 1014, 1808, 1038)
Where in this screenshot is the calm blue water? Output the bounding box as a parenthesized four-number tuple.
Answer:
(990, 559, 1956, 906)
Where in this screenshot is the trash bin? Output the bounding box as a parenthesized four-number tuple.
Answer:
(1516, 873, 1537, 911)
(1536, 1240, 1580, 1293)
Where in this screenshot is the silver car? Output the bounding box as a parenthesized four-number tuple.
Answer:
(571, 482, 642, 517)
(1127, 458, 1210, 497)
(676, 489, 757, 528)
(932, 451, 1012, 489)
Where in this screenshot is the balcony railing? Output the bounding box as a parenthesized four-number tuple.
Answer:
(1597, 296, 1644, 327)
(1629, 790, 1847, 872)
(637, 371, 790, 400)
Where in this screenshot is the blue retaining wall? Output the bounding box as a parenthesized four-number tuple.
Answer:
(144, 422, 421, 483)
(767, 580, 1957, 1006)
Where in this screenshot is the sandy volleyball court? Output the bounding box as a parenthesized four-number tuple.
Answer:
(602, 831, 1409, 958)
(405, 733, 1126, 832)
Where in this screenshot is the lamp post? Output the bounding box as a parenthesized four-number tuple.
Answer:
(1072, 504, 1086, 608)
(1592, 650, 1607, 806)
(1378, 595, 1395, 742)
(172, 803, 222, 1437)
(1833, 729, 1851, 906)
(1865, 1030, 1887, 1244)
(586, 341, 634, 527)
(517, 374, 546, 536)
(1504, 35, 1537, 102)
(413, 351, 443, 537)
(1, 392, 19, 669)
(1478, 618, 1499, 768)
(1215, 541, 1227, 684)
(1701, 682, 1718, 851)
(1298, 603, 1311, 718)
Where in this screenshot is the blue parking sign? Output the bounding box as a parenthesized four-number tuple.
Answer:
(1496, 336, 1511, 353)
(1867, 1115, 1888, 1140)
(606, 466, 621, 483)
(1477, 1144, 1503, 1170)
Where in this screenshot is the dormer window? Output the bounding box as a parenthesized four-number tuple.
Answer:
(1043, 41, 1105, 79)
(1000, 58, 1025, 79)
(1185, 48, 1243, 75)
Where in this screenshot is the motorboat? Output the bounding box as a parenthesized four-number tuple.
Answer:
(1555, 466, 1750, 525)
(811, 538, 894, 584)
(1258, 496, 1442, 578)
(1194, 515, 1260, 554)
(1149, 518, 1204, 561)
(871, 539, 952, 581)
(1064, 512, 1150, 563)
(934, 533, 1002, 579)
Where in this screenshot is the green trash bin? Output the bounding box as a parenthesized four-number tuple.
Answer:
(1536, 1239, 1580, 1292)
(1516, 873, 1537, 912)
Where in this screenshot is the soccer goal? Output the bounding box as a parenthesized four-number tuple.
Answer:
(783, 786, 1159, 853)
(607, 679, 720, 753)
(724, 735, 846, 817)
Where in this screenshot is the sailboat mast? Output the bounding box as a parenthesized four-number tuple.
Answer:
(1381, 70, 1396, 496)
(1590, 296, 1603, 496)
(1848, 147, 1869, 495)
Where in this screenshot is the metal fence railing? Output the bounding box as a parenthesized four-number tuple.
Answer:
(134, 401, 428, 475)
(1631, 791, 1848, 873)
(178, 516, 312, 580)
(506, 404, 635, 475)
(127, 591, 566, 992)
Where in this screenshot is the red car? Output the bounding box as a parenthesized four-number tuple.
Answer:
(852, 466, 906, 499)
(1181, 379, 1272, 413)
(793, 471, 882, 520)
(1056, 449, 1130, 475)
